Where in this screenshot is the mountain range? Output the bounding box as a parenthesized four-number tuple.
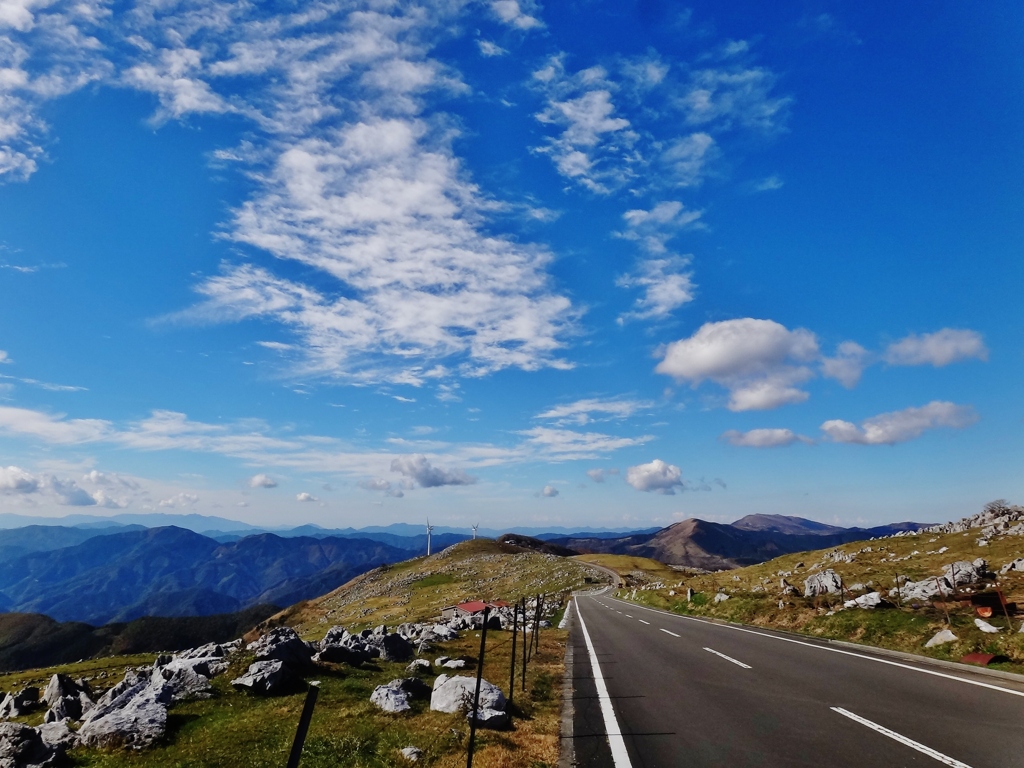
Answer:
(550, 515, 933, 570)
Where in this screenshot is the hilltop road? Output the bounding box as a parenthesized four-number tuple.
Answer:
(569, 593, 1024, 767)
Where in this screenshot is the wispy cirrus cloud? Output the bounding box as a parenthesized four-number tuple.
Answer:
(721, 428, 811, 448)
(536, 397, 653, 426)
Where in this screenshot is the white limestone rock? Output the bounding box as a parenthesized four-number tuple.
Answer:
(924, 629, 958, 647)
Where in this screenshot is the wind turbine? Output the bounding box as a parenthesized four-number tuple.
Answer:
(426, 518, 434, 556)
(472, 523, 479, 540)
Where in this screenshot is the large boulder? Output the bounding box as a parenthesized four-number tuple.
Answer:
(369, 679, 429, 714)
(0, 688, 39, 720)
(40, 675, 93, 723)
(36, 720, 77, 751)
(925, 629, 958, 648)
(430, 675, 506, 715)
(231, 661, 295, 696)
(155, 661, 214, 703)
(842, 592, 888, 610)
(78, 676, 173, 749)
(314, 645, 367, 667)
(368, 633, 414, 663)
(803, 569, 843, 597)
(0, 722, 62, 768)
(1000, 558, 1024, 575)
(247, 627, 315, 669)
(944, 560, 989, 587)
(467, 707, 508, 729)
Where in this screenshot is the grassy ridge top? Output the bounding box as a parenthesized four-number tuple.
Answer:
(284, 539, 607, 639)
(620, 526, 1024, 673)
(572, 554, 688, 582)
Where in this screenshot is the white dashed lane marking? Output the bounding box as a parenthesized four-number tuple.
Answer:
(703, 647, 751, 669)
(660, 628, 680, 637)
(830, 707, 973, 767)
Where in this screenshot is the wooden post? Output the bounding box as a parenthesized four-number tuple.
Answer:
(521, 597, 528, 692)
(892, 574, 902, 609)
(285, 681, 320, 768)
(934, 578, 951, 626)
(466, 607, 490, 768)
(508, 601, 518, 706)
(532, 594, 544, 656)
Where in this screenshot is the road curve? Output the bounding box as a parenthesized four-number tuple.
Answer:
(569, 593, 1024, 767)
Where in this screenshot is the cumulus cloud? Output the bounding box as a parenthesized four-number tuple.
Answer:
(821, 401, 978, 446)
(625, 459, 684, 494)
(884, 329, 988, 368)
(721, 428, 811, 448)
(536, 397, 652, 426)
(821, 341, 870, 388)
(655, 318, 819, 411)
(490, 0, 543, 29)
(390, 454, 476, 488)
(296, 491, 317, 501)
(0, 465, 39, 493)
(159, 492, 199, 508)
(248, 473, 277, 488)
(540, 484, 559, 497)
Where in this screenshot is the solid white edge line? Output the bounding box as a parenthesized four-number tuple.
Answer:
(830, 707, 973, 768)
(610, 597, 1024, 700)
(659, 628, 680, 637)
(575, 597, 635, 768)
(703, 646, 752, 669)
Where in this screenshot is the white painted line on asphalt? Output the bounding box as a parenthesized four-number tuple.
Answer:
(659, 628, 680, 637)
(610, 598, 1024, 700)
(625, 614, 633, 618)
(830, 707, 972, 767)
(576, 599, 635, 768)
(703, 647, 751, 669)
(638, 620, 650, 625)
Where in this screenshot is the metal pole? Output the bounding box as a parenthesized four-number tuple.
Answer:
(285, 681, 320, 768)
(521, 597, 527, 692)
(509, 601, 518, 706)
(466, 607, 490, 768)
(934, 578, 951, 626)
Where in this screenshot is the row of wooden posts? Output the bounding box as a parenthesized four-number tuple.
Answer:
(285, 592, 555, 768)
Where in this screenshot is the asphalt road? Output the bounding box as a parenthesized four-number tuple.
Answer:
(569, 593, 1024, 767)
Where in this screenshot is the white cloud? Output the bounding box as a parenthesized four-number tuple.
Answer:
(123, 47, 230, 122)
(625, 459, 683, 494)
(752, 175, 783, 192)
(617, 256, 695, 323)
(586, 467, 618, 483)
(655, 319, 819, 411)
(536, 397, 652, 426)
(661, 132, 718, 187)
(0, 465, 38, 493)
(490, 0, 543, 30)
(0, 350, 8, 364)
(477, 40, 506, 57)
(821, 341, 870, 388)
(721, 428, 810, 448)
(680, 67, 791, 132)
(158, 492, 199, 508)
(532, 58, 635, 193)
(296, 491, 317, 502)
(541, 484, 559, 497)
(0, 405, 111, 443)
(884, 329, 988, 368)
(390, 454, 476, 488)
(821, 401, 979, 446)
(618, 201, 703, 254)
(248, 473, 277, 488)
(519, 427, 652, 460)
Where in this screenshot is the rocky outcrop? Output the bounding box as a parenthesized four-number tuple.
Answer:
(0, 722, 63, 768)
(842, 592, 888, 610)
(430, 674, 507, 727)
(247, 627, 315, 669)
(803, 569, 842, 597)
(0, 688, 39, 720)
(41, 675, 93, 722)
(78, 674, 173, 749)
(369, 678, 431, 714)
(231, 660, 295, 696)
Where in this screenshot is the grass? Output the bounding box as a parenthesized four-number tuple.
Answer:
(571, 554, 693, 585)
(614, 527, 1024, 675)
(13, 540, 604, 768)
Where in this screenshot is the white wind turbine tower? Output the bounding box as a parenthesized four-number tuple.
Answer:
(472, 523, 479, 540)
(426, 518, 435, 556)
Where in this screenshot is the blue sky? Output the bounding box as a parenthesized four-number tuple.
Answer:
(0, 0, 1020, 529)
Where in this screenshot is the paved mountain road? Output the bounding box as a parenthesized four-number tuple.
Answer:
(569, 593, 1024, 767)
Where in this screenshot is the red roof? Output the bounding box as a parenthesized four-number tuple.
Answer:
(457, 601, 489, 613)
